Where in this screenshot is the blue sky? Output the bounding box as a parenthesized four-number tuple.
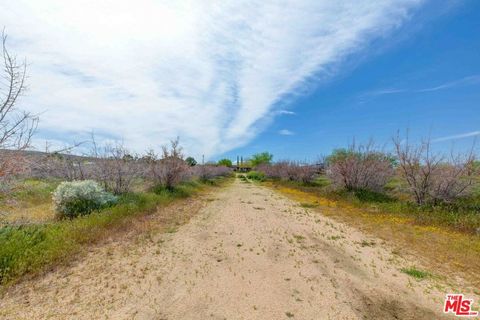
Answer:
(1, 1, 478, 161)
(222, 1, 480, 161)
(220, 0, 480, 162)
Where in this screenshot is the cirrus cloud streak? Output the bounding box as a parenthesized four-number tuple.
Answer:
(0, 0, 423, 158)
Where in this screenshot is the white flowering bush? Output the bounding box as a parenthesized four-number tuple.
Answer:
(52, 180, 118, 218)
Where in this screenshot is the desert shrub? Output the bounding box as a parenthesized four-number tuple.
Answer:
(247, 171, 265, 181)
(30, 138, 143, 195)
(149, 138, 189, 190)
(258, 161, 318, 184)
(257, 161, 294, 180)
(326, 142, 394, 192)
(88, 138, 143, 195)
(0, 151, 29, 192)
(429, 163, 478, 204)
(394, 134, 477, 205)
(31, 152, 89, 181)
(259, 161, 299, 180)
(0, 181, 210, 285)
(192, 165, 231, 182)
(257, 162, 285, 180)
(52, 180, 117, 218)
(285, 163, 317, 184)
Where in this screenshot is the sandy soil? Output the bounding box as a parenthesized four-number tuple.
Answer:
(0, 179, 452, 319)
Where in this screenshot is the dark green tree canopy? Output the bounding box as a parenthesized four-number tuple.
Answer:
(217, 158, 232, 167)
(185, 156, 197, 166)
(250, 152, 273, 167)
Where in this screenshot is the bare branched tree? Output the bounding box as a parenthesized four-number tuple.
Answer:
(394, 133, 477, 204)
(29, 141, 87, 180)
(150, 138, 188, 190)
(0, 30, 38, 185)
(430, 149, 477, 203)
(88, 135, 141, 194)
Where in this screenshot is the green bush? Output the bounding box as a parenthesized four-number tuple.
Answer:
(217, 158, 232, 167)
(52, 180, 117, 218)
(185, 156, 197, 166)
(250, 152, 273, 167)
(353, 188, 394, 203)
(247, 171, 265, 181)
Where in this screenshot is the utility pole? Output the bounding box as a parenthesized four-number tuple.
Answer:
(202, 154, 204, 165)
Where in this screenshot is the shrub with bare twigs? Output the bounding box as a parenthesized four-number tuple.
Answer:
(288, 163, 318, 184)
(29, 137, 142, 195)
(393, 133, 477, 205)
(256, 162, 287, 180)
(192, 165, 231, 182)
(29, 142, 89, 181)
(150, 138, 189, 190)
(257, 161, 318, 184)
(90, 142, 141, 195)
(326, 141, 394, 192)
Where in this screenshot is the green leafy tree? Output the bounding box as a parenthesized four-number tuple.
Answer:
(185, 156, 197, 166)
(217, 158, 232, 167)
(250, 152, 273, 167)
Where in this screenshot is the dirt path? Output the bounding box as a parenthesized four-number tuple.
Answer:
(1, 179, 451, 319)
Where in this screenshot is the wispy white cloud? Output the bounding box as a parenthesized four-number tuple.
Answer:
(1, 0, 423, 158)
(363, 75, 480, 99)
(278, 129, 295, 136)
(278, 110, 296, 115)
(432, 131, 480, 143)
(362, 88, 406, 97)
(416, 75, 480, 92)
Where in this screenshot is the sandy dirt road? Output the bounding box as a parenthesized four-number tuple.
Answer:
(1, 179, 451, 319)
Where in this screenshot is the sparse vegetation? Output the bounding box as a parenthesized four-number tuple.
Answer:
(0, 177, 228, 286)
(259, 161, 318, 184)
(255, 137, 480, 234)
(266, 176, 480, 234)
(400, 266, 431, 280)
(194, 164, 232, 183)
(0, 29, 476, 307)
(0, 130, 234, 287)
(1, 5, 477, 317)
(300, 202, 318, 208)
(247, 171, 265, 181)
